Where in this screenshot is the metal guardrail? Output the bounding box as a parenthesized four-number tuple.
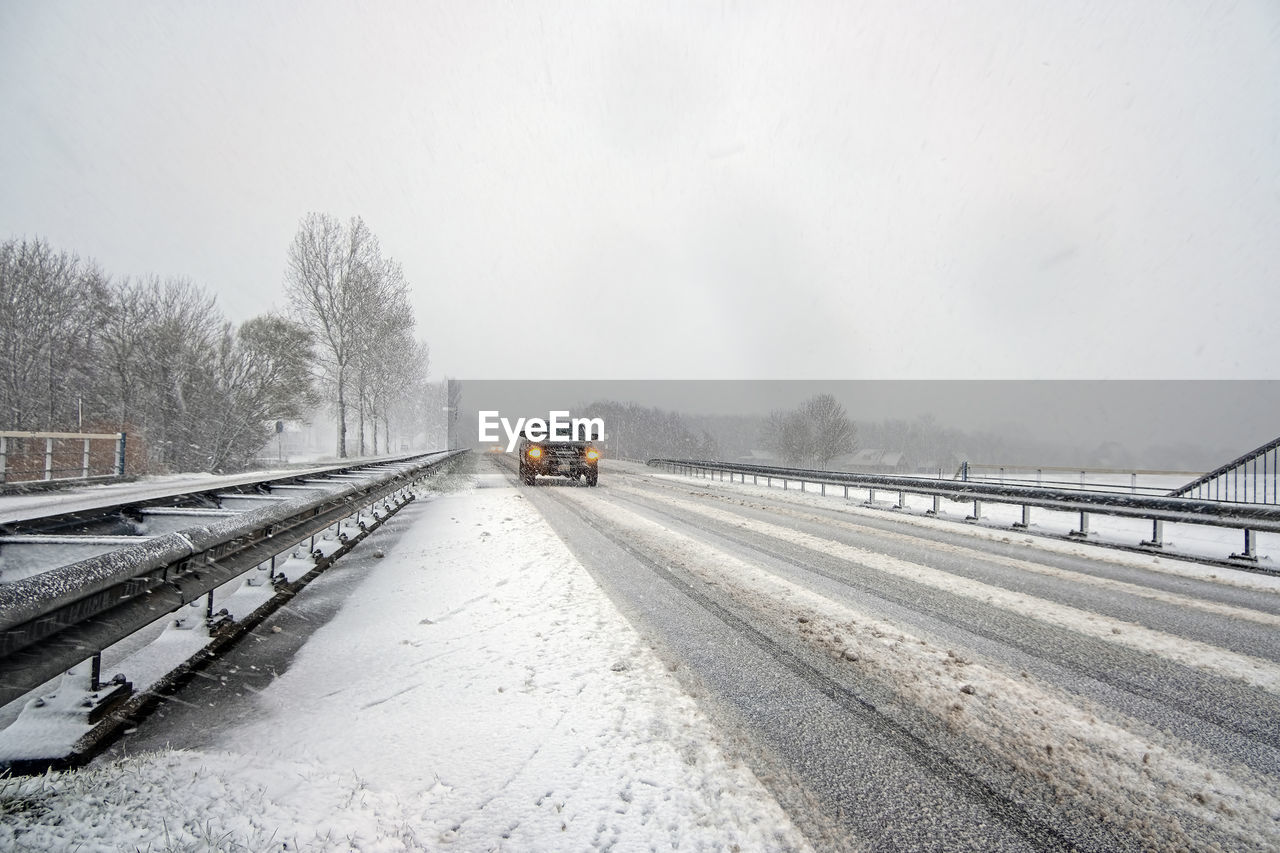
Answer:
(0, 450, 467, 708)
(647, 458, 1280, 565)
(956, 462, 1201, 497)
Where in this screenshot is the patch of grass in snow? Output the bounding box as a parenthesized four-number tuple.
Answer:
(0, 772, 52, 821)
(0, 750, 424, 853)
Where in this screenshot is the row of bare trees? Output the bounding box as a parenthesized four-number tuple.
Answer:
(576, 400, 718, 461)
(1, 237, 317, 472)
(285, 213, 430, 457)
(2, 217, 433, 472)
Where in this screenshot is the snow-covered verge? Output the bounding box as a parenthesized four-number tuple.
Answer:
(0, 471, 811, 852)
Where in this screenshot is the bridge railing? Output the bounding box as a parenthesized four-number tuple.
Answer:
(647, 458, 1280, 569)
(956, 463, 1198, 497)
(1168, 435, 1280, 505)
(0, 431, 126, 485)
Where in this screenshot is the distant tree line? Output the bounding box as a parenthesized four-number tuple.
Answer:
(577, 400, 718, 461)
(1, 218, 431, 473)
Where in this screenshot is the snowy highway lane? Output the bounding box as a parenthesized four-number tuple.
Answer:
(524, 460, 1280, 852)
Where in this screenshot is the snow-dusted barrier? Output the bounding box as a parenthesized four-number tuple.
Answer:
(648, 458, 1280, 565)
(0, 451, 468, 711)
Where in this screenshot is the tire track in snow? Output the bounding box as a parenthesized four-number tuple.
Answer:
(537, 486, 1081, 853)
(631, 484, 1280, 629)
(604, 484, 1280, 762)
(618, 465, 1280, 599)
(612, 484, 1280, 696)
(552, 485, 1280, 853)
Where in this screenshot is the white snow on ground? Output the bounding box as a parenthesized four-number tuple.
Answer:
(621, 485, 1280, 694)
(0, 471, 812, 852)
(628, 462, 1280, 591)
(561, 487, 1280, 852)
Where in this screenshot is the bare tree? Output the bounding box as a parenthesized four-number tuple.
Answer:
(130, 277, 222, 471)
(761, 395, 855, 468)
(285, 213, 381, 457)
(98, 278, 151, 431)
(205, 315, 316, 471)
(351, 256, 415, 455)
(804, 393, 856, 467)
(0, 237, 109, 429)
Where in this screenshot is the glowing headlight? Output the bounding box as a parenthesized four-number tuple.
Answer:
(585, 448, 600, 462)
(527, 446, 542, 459)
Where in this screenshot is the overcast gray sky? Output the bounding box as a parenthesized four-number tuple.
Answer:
(3, 1, 1278, 380)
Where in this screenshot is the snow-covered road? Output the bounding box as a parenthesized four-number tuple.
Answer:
(2, 459, 811, 852)
(528, 460, 1280, 851)
(4, 455, 1280, 851)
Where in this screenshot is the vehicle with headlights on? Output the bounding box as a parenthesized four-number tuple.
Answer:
(518, 434, 600, 486)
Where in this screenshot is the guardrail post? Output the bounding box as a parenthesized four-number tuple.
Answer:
(0, 436, 6, 483)
(1013, 505, 1030, 528)
(821, 483, 826, 496)
(844, 485, 849, 499)
(800, 480, 805, 493)
(897, 490, 906, 509)
(1142, 520, 1164, 549)
(82, 438, 91, 479)
(115, 433, 127, 476)
(929, 495, 940, 515)
(967, 500, 981, 521)
(1071, 511, 1090, 538)
(1232, 529, 1258, 562)
(44, 437, 54, 480)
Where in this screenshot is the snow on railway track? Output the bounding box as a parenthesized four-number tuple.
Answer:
(0, 456, 446, 582)
(536, 463, 1280, 852)
(0, 452, 465, 770)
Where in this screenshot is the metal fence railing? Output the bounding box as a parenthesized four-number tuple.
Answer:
(647, 458, 1280, 569)
(0, 431, 126, 484)
(1169, 435, 1280, 506)
(954, 463, 1200, 497)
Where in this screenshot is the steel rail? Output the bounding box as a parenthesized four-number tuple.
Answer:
(0, 450, 467, 708)
(0, 451, 451, 534)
